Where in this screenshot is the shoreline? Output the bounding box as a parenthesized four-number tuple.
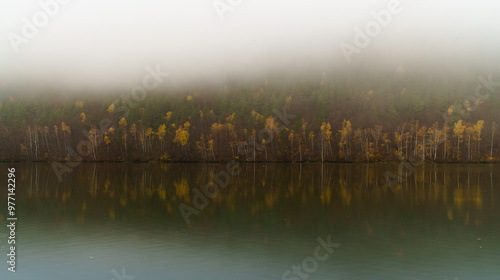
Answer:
(2, 160, 500, 164)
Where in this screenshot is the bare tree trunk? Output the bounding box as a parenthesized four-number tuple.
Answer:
(467, 134, 471, 162)
(321, 136, 324, 162)
(443, 131, 447, 159)
(422, 136, 425, 161)
(298, 140, 302, 161)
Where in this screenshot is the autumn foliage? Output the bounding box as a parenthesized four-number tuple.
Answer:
(1, 77, 499, 162)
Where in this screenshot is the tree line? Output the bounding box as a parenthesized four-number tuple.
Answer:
(1, 70, 499, 162)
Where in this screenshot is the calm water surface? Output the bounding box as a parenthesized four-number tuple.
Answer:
(1, 163, 499, 280)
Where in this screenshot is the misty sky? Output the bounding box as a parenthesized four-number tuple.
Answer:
(1, 0, 500, 90)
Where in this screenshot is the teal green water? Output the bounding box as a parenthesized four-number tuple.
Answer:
(1, 163, 499, 279)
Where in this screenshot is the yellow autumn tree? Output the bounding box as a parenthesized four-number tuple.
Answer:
(208, 138, 215, 160)
(143, 127, 154, 154)
(54, 125, 60, 148)
(196, 133, 208, 160)
(473, 120, 484, 157)
(157, 124, 167, 151)
(75, 100, 84, 109)
(288, 131, 295, 160)
(165, 111, 173, 121)
(320, 122, 332, 162)
(251, 109, 264, 123)
(353, 128, 363, 160)
(107, 104, 115, 113)
(381, 132, 391, 156)
(80, 112, 86, 123)
(61, 122, 71, 135)
(453, 120, 466, 159)
(416, 125, 428, 161)
(442, 122, 451, 160)
(130, 123, 137, 143)
(119, 118, 127, 127)
(103, 132, 111, 154)
(371, 125, 383, 157)
(265, 116, 277, 131)
(309, 131, 315, 154)
(174, 122, 190, 152)
(88, 127, 99, 160)
(61, 122, 71, 156)
(489, 122, 497, 159)
(226, 113, 237, 157)
(338, 120, 352, 160)
(427, 123, 441, 161)
(119, 118, 128, 156)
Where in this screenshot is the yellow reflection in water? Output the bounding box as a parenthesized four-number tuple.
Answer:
(321, 186, 332, 205)
(265, 192, 275, 209)
(109, 208, 115, 220)
(104, 179, 111, 192)
(340, 186, 351, 207)
(453, 188, 464, 209)
(120, 196, 127, 207)
(62, 190, 71, 202)
(175, 179, 190, 202)
(158, 184, 167, 200)
(475, 188, 483, 210)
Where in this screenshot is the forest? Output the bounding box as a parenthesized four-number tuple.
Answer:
(1, 67, 499, 163)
